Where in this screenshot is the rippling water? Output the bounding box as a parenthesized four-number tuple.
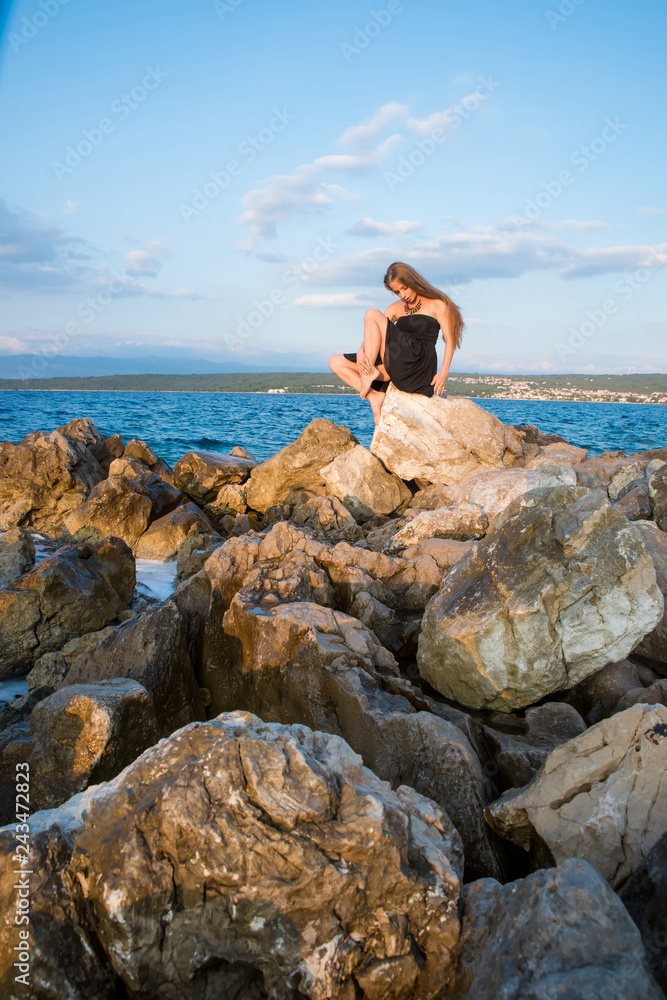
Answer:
(1, 390, 666, 464)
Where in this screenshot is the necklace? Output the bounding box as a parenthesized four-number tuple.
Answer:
(403, 297, 422, 315)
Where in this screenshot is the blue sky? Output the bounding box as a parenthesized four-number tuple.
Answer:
(0, 0, 665, 375)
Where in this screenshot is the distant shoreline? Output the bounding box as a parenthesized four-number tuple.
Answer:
(0, 387, 665, 406)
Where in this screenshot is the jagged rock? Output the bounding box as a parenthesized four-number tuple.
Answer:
(0, 538, 135, 679)
(245, 419, 358, 513)
(173, 450, 256, 503)
(123, 437, 158, 464)
(412, 467, 577, 523)
(385, 505, 488, 553)
(619, 831, 667, 993)
(634, 519, 667, 667)
(134, 502, 218, 561)
(26, 626, 117, 693)
(0, 527, 35, 587)
(649, 464, 667, 531)
(28, 679, 159, 811)
(566, 657, 659, 724)
(451, 859, 663, 999)
(575, 449, 667, 491)
(486, 703, 667, 887)
(418, 486, 664, 712)
(0, 422, 106, 534)
(0, 712, 463, 1000)
(370, 384, 524, 485)
(320, 445, 412, 522)
(63, 474, 154, 547)
(614, 482, 653, 520)
(509, 423, 568, 448)
(482, 702, 587, 790)
(525, 440, 589, 468)
(174, 531, 223, 583)
(291, 493, 364, 543)
(203, 483, 248, 521)
(64, 599, 206, 737)
(203, 534, 505, 880)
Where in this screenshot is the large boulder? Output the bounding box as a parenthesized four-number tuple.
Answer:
(0, 537, 135, 678)
(385, 506, 489, 553)
(64, 598, 207, 737)
(245, 419, 357, 513)
(173, 450, 256, 503)
(411, 466, 577, 522)
(417, 486, 664, 712)
(566, 657, 659, 724)
(201, 528, 505, 880)
(320, 445, 411, 521)
(28, 679, 159, 811)
(64, 470, 183, 549)
(370, 384, 524, 485)
(0, 422, 107, 534)
(134, 502, 218, 561)
(63, 475, 153, 548)
(451, 859, 662, 999)
(649, 463, 667, 530)
(0, 527, 35, 587)
(633, 519, 667, 667)
(0, 713, 463, 1000)
(485, 703, 667, 888)
(619, 831, 667, 992)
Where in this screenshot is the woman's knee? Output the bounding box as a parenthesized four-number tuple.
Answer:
(364, 307, 384, 323)
(329, 354, 346, 373)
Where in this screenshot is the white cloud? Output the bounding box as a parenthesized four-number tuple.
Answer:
(291, 292, 375, 308)
(346, 217, 425, 238)
(303, 219, 667, 286)
(638, 207, 667, 215)
(63, 200, 77, 217)
(337, 101, 409, 149)
(123, 240, 171, 276)
(148, 287, 213, 299)
(0, 334, 28, 353)
(406, 91, 485, 138)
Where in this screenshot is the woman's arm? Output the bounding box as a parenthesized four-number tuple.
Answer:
(431, 300, 455, 396)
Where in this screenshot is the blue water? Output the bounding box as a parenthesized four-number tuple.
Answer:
(0, 390, 665, 464)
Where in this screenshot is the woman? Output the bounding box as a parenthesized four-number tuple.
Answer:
(329, 262, 465, 423)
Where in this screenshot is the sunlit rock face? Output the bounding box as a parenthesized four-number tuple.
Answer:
(417, 486, 664, 712)
(0, 712, 463, 1000)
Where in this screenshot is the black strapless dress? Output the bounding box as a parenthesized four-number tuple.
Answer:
(344, 313, 441, 396)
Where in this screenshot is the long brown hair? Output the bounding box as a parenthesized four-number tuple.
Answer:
(383, 262, 465, 350)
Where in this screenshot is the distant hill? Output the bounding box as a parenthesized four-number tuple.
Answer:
(0, 355, 319, 379)
(0, 371, 665, 402)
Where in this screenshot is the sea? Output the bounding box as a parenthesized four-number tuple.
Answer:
(1, 390, 666, 463)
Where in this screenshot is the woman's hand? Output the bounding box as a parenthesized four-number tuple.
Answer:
(431, 370, 448, 396)
(357, 348, 370, 374)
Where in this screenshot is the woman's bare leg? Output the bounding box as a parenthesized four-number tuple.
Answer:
(329, 354, 388, 424)
(358, 309, 389, 399)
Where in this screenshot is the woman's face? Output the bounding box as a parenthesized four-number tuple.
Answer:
(389, 279, 418, 305)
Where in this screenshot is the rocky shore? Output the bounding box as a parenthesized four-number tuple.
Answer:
(1, 381, 666, 998)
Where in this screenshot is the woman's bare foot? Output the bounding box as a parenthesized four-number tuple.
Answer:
(367, 388, 385, 424)
(359, 364, 380, 399)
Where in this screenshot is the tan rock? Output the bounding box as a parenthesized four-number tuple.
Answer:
(0, 426, 106, 534)
(245, 419, 357, 512)
(320, 444, 411, 521)
(649, 463, 667, 531)
(63, 474, 153, 547)
(174, 450, 256, 502)
(385, 505, 488, 553)
(0, 527, 35, 587)
(485, 703, 667, 887)
(122, 437, 158, 465)
(0, 537, 135, 678)
(203, 483, 247, 519)
(134, 502, 216, 561)
(65, 598, 207, 737)
(0, 712, 463, 1000)
(430, 467, 578, 523)
(28, 679, 159, 811)
(417, 486, 664, 712)
(370, 383, 524, 485)
(525, 441, 588, 468)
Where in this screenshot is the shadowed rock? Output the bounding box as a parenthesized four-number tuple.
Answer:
(451, 859, 662, 999)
